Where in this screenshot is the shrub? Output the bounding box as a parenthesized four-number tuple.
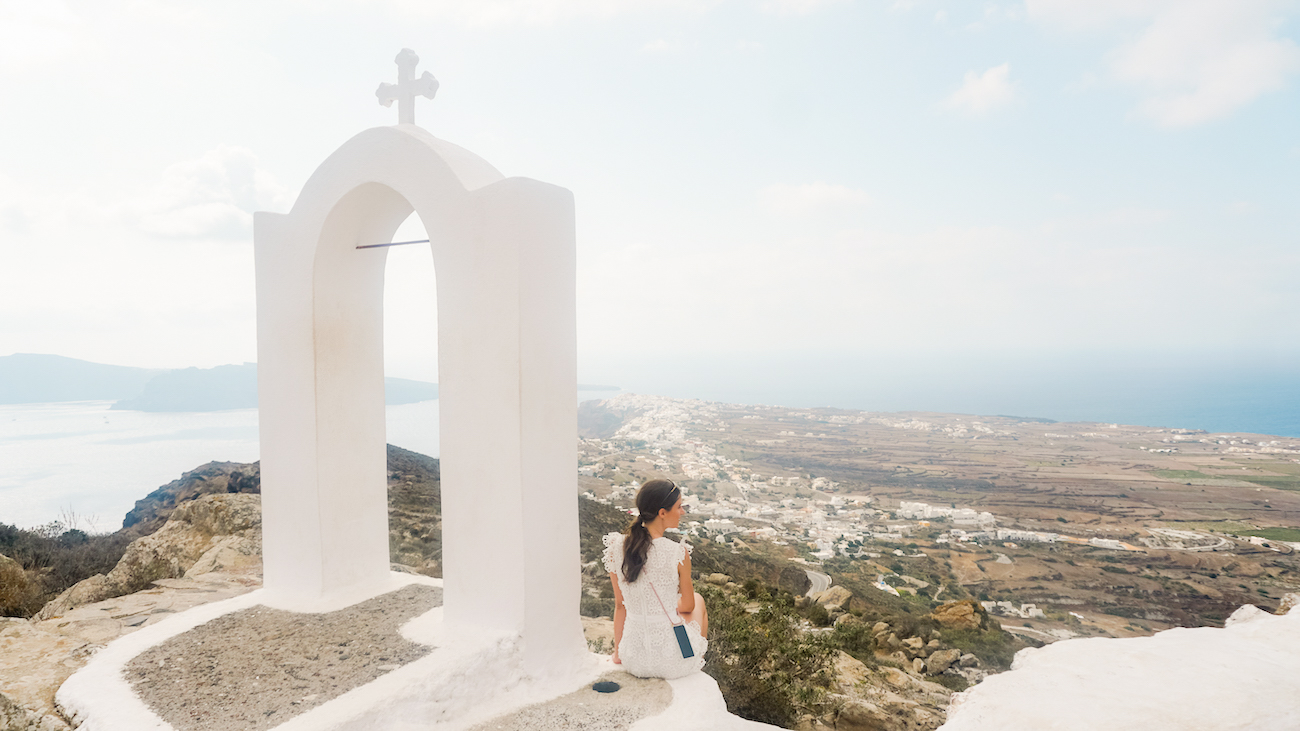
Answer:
(0, 522, 133, 618)
(938, 626, 1025, 670)
(0, 559, 45, 617)
(701, 585, 835, 728)
(830, 620, 877, 665)
(580, 595, 614, 618)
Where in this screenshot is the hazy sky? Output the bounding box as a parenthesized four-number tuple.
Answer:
(1, 0, 1297, 389)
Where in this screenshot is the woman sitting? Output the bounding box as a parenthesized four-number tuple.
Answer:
(602, 479, 709, 679)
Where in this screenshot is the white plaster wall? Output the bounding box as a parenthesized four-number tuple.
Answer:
(254, 125, 582, 668)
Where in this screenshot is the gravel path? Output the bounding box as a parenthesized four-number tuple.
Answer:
(126, 583, 441, 731)
(466, 671, 671, 731)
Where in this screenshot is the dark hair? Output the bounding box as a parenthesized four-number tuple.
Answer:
(622, 479, 681, 583)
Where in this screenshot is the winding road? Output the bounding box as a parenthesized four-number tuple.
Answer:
(805, 569, 831, 596)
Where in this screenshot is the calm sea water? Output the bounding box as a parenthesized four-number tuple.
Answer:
(0, 392, 612, 531)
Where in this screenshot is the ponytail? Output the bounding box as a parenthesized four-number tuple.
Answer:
(622, 479, 680, 583)
(623, 514, 654, 583)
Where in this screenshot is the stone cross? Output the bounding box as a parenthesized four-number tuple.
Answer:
(376, 48, 439, 125)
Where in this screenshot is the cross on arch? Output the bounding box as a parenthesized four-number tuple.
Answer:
(376, 48, 439, 125)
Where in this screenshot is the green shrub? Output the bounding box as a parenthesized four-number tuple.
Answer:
(0, 523, 133, 618)
(580, 595, 614, 618)
(802, 600, 831, 627)
(938, 626, 1025, 670)
(830, 621, 877, 665)
(701, 585, 835, 728)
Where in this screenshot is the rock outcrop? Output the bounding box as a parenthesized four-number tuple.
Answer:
(822, 651, 951, 731)
(812, 585, 854, 611)
(35, 494, 261, 621)
(929, 600, 990, 631)
(121, 461, 261, 535)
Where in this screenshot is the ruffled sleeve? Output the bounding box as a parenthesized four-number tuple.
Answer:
(601, 532, 624, 575)
(678, 539, 693, 565)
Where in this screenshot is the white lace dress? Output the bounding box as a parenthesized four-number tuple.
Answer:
(602, 532, 707, 679)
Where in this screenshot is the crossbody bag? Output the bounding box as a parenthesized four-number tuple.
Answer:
(648, 580, 695, 659)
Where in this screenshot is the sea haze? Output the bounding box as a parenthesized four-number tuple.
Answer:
(582, 352, 1300, 439)
(0, 390, 616, 531)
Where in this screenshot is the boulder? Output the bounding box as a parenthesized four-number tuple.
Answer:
(911, 657, 926, 674)
(929, 599, 986, 631)
(0, 691, 68, 731)
(836, 700, 890, 731)
(33, 575, 112, 621)
(959, 653, 979, 668)
(872, 621, 890, 635)
(813, 585, 853, 609)
(831, 650, 870, 692)
(902, 636, 925, 652)
(886, 632, 902, 650)
(0, 553, 40, 616)
(925, 649, 961, 675)
(834, 613, 863, 628)
(705, 573, 730, 586)
(36, 493, 261, 620)
(184, 535, 261, 578)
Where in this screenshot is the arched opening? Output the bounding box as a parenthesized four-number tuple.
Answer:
(381, 211, 442, 580)
(382, 211, 440, 458)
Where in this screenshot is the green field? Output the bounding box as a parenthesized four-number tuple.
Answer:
(1239, 475, 1300, 493)
(1151, 470, 1215, 481)
(1241, 527, 1300, 542)
(1166, 521, 1255, 533)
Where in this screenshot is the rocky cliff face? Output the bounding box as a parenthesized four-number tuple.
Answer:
(121, 461, 261, 535)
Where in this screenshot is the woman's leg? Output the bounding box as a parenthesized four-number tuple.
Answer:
(679, 591, 708, 638)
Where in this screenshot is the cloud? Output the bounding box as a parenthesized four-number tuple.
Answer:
(642, 38, 682, 53)
(356, 0, 719, 25)
(758, 182, 872, 216)
(759, 0, 846, 16)
(1027, 0, 1300, 126)
(945, 63, 1017, 114)
(125, 147, 290, 240)
(0, 0, 79, 72)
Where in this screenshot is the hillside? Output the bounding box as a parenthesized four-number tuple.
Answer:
(111, 363, 439, 411)
(0, 354, 160, 404)
(0, 354, 438, 412)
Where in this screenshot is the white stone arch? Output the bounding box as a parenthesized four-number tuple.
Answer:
(253, 124, 583, 670)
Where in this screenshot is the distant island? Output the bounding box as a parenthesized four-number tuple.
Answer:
(0, 354, 620, 412)
(0, 354, 438, 412)
(0, 353, 163, 404)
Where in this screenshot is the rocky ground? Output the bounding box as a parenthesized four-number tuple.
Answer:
(127, 584, 441, 731)
(1, 567, 261, 729)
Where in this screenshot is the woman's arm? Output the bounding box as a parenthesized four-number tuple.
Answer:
(676, 547, 695, 614)
(610, 572, 625, 663)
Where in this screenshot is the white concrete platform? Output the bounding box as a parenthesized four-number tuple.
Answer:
(57, 573, 776, 731)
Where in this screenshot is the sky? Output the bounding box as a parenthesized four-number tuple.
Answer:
(1, 0, 1298, 418)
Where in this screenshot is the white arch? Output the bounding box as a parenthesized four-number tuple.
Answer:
(253, 124, 583, 670)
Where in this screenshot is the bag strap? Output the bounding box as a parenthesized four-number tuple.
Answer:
(647, 581, 683, 628)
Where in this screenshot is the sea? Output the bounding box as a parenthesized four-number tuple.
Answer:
(0, 391, 611, 532)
